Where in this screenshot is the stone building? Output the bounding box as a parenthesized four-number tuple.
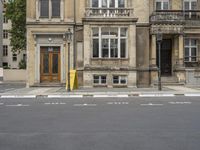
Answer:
(2, 0, 26, 69)
(26, 0, 200, 87)
(0, 0, 3, 67)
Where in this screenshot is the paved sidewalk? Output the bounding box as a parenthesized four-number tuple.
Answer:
(0, 82, 200, 98)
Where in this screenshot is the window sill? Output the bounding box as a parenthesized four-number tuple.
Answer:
(93, 84, 107, 87)
(113, 84, 127, 88)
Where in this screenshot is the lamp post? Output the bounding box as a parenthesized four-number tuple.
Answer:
(156, 30, 162, 91)
(65, 28, 73, 92)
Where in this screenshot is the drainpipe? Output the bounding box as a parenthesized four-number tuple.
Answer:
(73, 0, 76, 69)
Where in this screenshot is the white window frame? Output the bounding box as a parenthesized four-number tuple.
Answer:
(184, 38, 198, 62)
(12, 54, 17, 62)
(3, 30, 8, 39)
(3, 45, 8, 56)
(93, 75, 107, 85)
(155, 0, 169, 10)
(183, 0, 197, 10)
(92, 27, 128, 59)
(91, 0, 125, 8)
(112, 75, 127, 85)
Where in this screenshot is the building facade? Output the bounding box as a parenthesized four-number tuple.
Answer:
(0, 0, 3, 67)
(26, 0, 200, 87)
(2, 0, 26, 69)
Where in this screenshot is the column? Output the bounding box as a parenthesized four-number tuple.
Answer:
(151, 34, 157, 66)
(178, 34, 184, 66)
(60, 0, 64, 21)
(36, 0, 39, 21)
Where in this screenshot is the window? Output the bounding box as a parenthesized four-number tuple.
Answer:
(184, 38, 198, 62)
(3, 15, 8, 23)
(92, 0, 125, 8)
(39, 0, 61, 18)
(12, 54, 17, 62)
(3, 45, 8, 56)
(184, 0, 197, 18)
(113, 75, 127, 84)
(3, 62, 8, 68)
(93, 75, 107, 84)
(3, 30, 8, 39)
(156, 0, 169, 10)
(92, 27, 127, 58)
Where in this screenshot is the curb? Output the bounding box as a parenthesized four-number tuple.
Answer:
(0, 93, 200, 98)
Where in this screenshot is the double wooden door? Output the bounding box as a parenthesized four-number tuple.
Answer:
(40, 47, 61, 82)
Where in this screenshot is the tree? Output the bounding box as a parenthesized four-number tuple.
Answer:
(5, 0, 26, 53)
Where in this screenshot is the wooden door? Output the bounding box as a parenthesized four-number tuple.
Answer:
(40, 47, 60, 82)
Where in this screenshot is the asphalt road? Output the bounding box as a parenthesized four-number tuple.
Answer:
(0, 97, 200, 150)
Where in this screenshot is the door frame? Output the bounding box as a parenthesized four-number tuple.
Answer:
(35, 44, 65, 84)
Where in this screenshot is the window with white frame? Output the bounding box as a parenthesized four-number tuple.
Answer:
(92, 27, 127, 58)
(3, 15, 8, 23)
(155, 0, 169, 10)
(93, 75, 107, 84)
(39, 0, 61, 18)
(184, 38, 198, 62)
(92, 0, 125, 8)
(184, 0, 197, 10)
(113, 75, 127, 84)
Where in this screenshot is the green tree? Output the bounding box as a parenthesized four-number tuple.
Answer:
(5, 0, 26, 53)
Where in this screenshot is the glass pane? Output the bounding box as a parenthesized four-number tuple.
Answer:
(120, 76, 127, 84)
(184, 2, 189, 10)
(52, 54, 58, 74)
(93, 75, 99, 83)
(185, 48, 189, 56)
(43, 53, 49, 73)
(120, 28, 127, 37)
(191, 39, 197, 46)
(113, 76, 119, 84)
(102, 39, 109, 57)
(101, 76, 107, 84)
(92, 28, 99, 37)
(109, 0, 115, 7)
(191, 1, 197, 10)
(53, 47, 60, 52)
(52, 0, 60, 17)
(93, 39, 99, 57)
(92, 0, 99, 7)
(191, 48, 197, 56)
(110, 39, 118, 58)
(102, 0, 107, 7)
(156, 2, 161, 10)
(120, 39, 126, 58)
(118, 0, 125, 7)
(185, 39, 189, 46)
(102, 28, 109, 36)
(163, 2, 169, 10)
(40, 0, 49, 17)
(110, 28, 118, 37)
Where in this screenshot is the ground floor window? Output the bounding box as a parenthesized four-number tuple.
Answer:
(184, 38, 198, 62)
(3, 62, 8, 67)
(12, 54, 17, 62)
(93, 75, 107, 84)
(92, 27, 127, 58)
(113, 75, 127, 85)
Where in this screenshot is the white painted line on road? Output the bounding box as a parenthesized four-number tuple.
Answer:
(93, 95, 128, 98)
(44, 102, 66, 105)
(1, 95, 36, 98)
(6, 104, 30, 107)
(107, 102, 129, 105)
(48, 95, 83, 98)
(140, 103, 163, 106)
(169, 102, 192, 104)
(184, 94, 200, 97)
(0, 103, 4, 105)
(73, 103, 97, 107)
(139, 94, 175, 97)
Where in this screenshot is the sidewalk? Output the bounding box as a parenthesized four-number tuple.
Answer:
(1, 82, 200, 98)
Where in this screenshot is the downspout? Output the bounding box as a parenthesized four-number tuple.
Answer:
(73, 0, 76, 69)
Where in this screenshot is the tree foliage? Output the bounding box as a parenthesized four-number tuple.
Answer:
(5, 0, 26, 53)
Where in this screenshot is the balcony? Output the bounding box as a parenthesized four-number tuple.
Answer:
(85, 8, 134, 18)
(150, 10, 200, 25)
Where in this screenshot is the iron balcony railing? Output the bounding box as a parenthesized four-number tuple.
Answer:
(85, 7, 134, 18)
(150, 10, 200, 24)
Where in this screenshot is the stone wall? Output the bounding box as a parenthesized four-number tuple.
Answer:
(3, 69, 26, 81)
